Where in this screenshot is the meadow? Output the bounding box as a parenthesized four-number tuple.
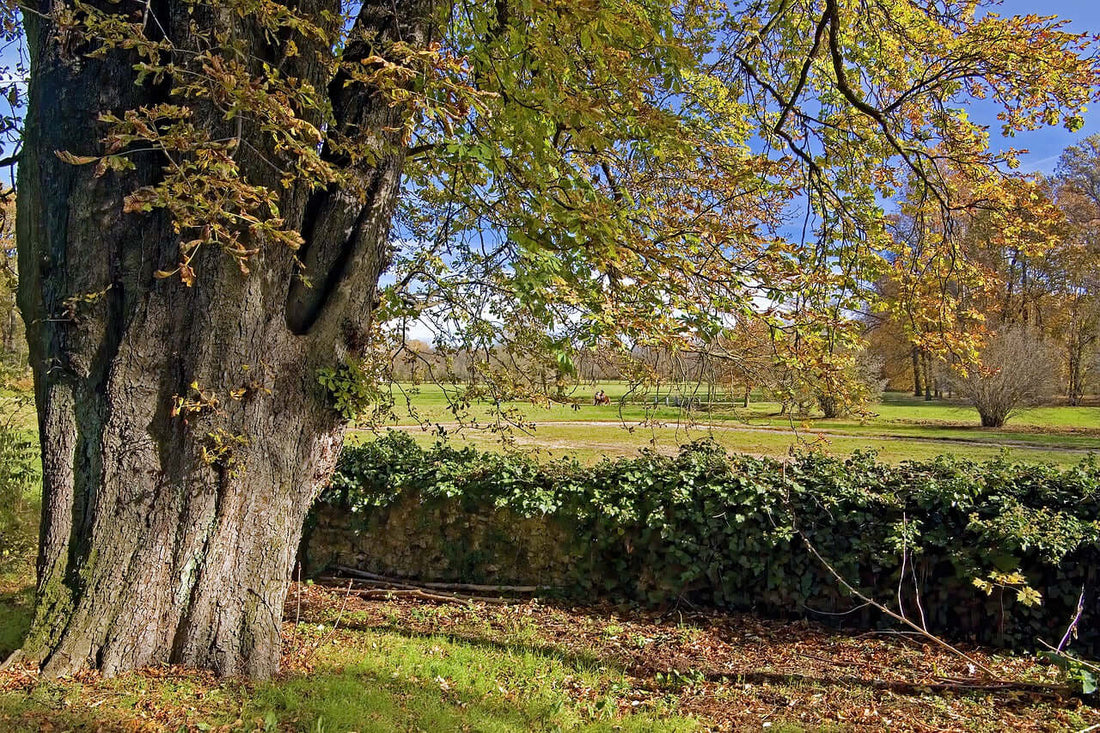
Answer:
(8, 383, 1099, 467)
(354, 382, 1100, 467)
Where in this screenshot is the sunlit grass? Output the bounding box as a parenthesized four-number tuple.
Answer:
(249, 624, 693, 733)
(373, 421, 1092, 467)
(347, 385, 1100, 466)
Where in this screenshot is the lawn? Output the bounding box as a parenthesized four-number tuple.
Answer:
(353, 383, 1100, 466)
(6, 382, 1100, 465)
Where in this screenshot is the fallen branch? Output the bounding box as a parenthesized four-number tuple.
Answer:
(796, 530, 1000, 679)
(320, 574, 424, 591)
(340, 586, 510, 605)
(332, 565, 543, 593)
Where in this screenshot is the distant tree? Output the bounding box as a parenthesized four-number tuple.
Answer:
(950, 326, 1057, 428)
(0, 197, 21, 368)
(812, 349, 887, 419)
(1050, 137, 1100, 404)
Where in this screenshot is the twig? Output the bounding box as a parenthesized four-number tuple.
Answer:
(909, 552, 929, 632)
(411, 579, 540, 593)
(1039, 639, 1100, 674)
(1058, 587, 1086, 653)
(295, 560, 302, 626)
(319, 574, 514, 604)
(334, 566, 405, 582)
(897, 513, 907, 623)
(321, 574, 424, 591)
(797, 530, 999, 679)
(302, 579, 354, 664)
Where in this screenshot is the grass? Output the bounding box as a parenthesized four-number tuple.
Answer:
(350, 384, 1100, 467)
(0, 634, 691, 732)
(0, 567, 33, 662)
(382, 421, 1094, 466)
(256, 627, 690, 732)
(6, 380, 1100, 465)
(379, 381, 1100, 430)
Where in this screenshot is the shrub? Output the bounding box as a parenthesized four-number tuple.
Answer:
(950, 326, 1058, 427)
(0, 425, 40, 572)
(311, 432, 1100, 655)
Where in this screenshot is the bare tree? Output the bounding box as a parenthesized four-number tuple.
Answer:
(950, 326, 1057, 428)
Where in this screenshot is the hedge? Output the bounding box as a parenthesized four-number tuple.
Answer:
(309, 431, 1100, 655)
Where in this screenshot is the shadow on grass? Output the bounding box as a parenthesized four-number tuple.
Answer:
(340, 614, 1080, 710)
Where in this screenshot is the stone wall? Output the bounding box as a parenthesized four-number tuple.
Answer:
(301, 493, 580, 586)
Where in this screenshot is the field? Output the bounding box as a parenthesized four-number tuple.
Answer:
(352, 383, 1100, 467)
(7, 383, 1099, 467)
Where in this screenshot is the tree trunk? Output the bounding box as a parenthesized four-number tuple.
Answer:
(14, 0, 437, 679)
(922, 351, 933, 401)
(911, 347, 922, 397)
(979, 411, 1005, 428)
(1068, 339, 1083, 407)
(816, 393, 841, 419)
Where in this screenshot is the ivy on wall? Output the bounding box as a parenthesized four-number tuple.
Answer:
(312, 432, 1100, 654)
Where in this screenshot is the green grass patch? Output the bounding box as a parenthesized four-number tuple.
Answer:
(346, 385, 1100, 466)
(375, 420, 1095, 467)
(0, 621, 698, 732)
(252, 625, 692, 732)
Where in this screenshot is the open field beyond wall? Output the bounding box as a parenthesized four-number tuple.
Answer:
(349, 384, 1100, 467)
(7, 384, 1100, 467)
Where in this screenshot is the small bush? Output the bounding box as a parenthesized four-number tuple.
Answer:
(0, 425, 40, 573)
(950, 326, 1058, 427)
(313, 432, 1100, 655)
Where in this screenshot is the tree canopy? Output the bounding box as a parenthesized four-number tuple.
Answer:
(7, 0, 1098, 398)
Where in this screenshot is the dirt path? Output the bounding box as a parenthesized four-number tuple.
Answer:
(374, 420, 1098, 455)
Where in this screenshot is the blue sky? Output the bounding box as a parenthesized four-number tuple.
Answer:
(977, 0, 1100, 173)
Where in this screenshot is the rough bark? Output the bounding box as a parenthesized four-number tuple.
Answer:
(978, 410, 1006, 429)
(1068, 342, 1082, 407)
(13, 0, 438, 678)
(911, 347, 921, 398)
(816, 393, 841, 419)
(922, 351, 933, 401)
